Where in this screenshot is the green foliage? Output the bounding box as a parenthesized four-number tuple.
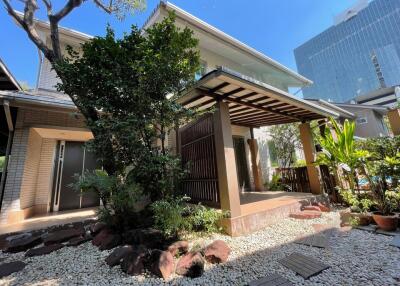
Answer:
(151, 196, 191, 237)
(189, 204, 226, 233)
(151, 197, 226, 237)
(71, 169, 147, 230)
(267, 123, 301, 168)
(339, 189, 374, 213)
(0, 156, 4, 170)
(264, 172, 283, 191)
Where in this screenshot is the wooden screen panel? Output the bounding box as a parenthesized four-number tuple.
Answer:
(179, 114, 220, 207)
(276, 167, 311, 193)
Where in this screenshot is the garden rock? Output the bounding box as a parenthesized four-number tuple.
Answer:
(149, 250, 174, 280)
(302, 205, 321, 212)
(25, 243, 64, 257)
(43, 227, 84, 245)
(204, 240, 230, 264)
(289, 211, 322, 220)
(123, 228, 164, 249)
(168, 241, 189, 256)
(92, 228, 111, 246)
(120, 250, 147, 275)
(0, 261, 26, 278)
(176, 252, 204, 278)
(106, 245, 134, 267)
(99, 233, 121, 251)
(314, 202, 331, 212)
(4, 235, 42, 253)
(66, 236, 91, 247)
(89, 222, 107, 235)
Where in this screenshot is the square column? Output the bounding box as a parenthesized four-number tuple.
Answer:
(213, 101, 241, 217)
(388, 109, 400, 136)
(299, 122, 322, 194)
(247, 138, 264, 192)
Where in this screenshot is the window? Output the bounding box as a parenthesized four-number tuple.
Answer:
(195, 60, 207, 80)
(356, 117, 368, 125)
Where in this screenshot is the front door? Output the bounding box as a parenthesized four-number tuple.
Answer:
(52, 141, 100, 212)
(233, 136, 251, 191)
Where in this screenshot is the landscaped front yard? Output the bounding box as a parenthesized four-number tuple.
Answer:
(1, 210, 399, 286)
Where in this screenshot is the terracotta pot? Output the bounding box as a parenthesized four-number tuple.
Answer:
(351, 212, 372, 226)
(372, 212, 398, 231)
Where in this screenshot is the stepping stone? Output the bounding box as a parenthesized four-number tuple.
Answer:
(302, 206, 321, 212)
(390, 236, 400, 248)
(279, 252, 330, 279)
(294, 234, 329, 248)
(289, 211, 321, 220)
(66, 236, 91, 247)
(4, 235, 42, 253)
(312, 224, 336, 237)
(25, 243, 64, 257)
(43, 228, 85, 245)
(249, 273, 294, 286)
(0, 261, 26, 278)
(355, 225, 377, 233)
(376, 228, 400, 237)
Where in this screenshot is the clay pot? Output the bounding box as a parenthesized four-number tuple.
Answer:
(351, 212, 372, 226)
(372, 212, 398, 231)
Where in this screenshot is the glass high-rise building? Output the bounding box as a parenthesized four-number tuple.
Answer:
(294, 0, 400, 103)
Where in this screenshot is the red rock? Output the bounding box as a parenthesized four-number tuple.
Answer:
(289, 211, 322, 220)
(44, 228, 84, 245)
(89, 222, 107, 235)
(25, 244, 64, 257)
(204, 240, 230, 264)
(168, 241, 189, 256)
(66, 236, 91, 247)
(302, 205, 322, 212)
(92, 228, 111, 246)
(176, 252, 204, 278)
(313, 202, 330, 212)
(150, 250, 174, 280)
(99, 233, 121, 251)
(0, 261, 26, 278)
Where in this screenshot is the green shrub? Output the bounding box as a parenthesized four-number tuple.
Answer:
(151, 196, 191, 237)
(0, 156, 4, 171)
(264, 172, 283, 191)
(189, 204, 226, 233)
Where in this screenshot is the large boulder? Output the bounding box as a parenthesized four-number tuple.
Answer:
(89, 222, 107, 236)
(176, 252, 204, 278)
(168, 241, 189, 257)
(123, 228, 164, 249)
(0, 261, 26, 278)
(106, 245, 134, 267)
(4, 234, 42, 253)
(120, 249, 147, 275)
(92, 228, 121, 250)
(43, 227, 85, 245)
(66, 236, 91, 247)
(149, 250, 174, 280)
(25, 243, 64, 257)
(204, 240, 230, 264)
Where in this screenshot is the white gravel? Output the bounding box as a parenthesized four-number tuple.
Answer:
(1, 210, 399, 286)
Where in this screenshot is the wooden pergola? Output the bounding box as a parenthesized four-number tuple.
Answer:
(176, 67, 339, 236)
(179, 67, 338, 128)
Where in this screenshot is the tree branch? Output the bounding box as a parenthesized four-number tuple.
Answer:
(53, 0, 83, 21)
(2, 0, 55, 61)
(93, 0, 113, 13)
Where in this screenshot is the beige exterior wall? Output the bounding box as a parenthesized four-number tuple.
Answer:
(0, 107, 87, 225)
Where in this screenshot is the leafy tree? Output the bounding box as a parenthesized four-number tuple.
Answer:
(56, 13, 200, 200)
(267, 123, 301, 168)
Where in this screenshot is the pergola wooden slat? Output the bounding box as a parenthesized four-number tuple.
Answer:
(178, 67, 338, 127)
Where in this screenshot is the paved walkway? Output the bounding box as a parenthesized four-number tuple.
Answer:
(0, 208, 97, 235)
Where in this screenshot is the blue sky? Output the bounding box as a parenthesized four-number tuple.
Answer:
(0, 0, 354, 88)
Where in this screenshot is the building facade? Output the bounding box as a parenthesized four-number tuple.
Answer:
(295, 0, 400, 103)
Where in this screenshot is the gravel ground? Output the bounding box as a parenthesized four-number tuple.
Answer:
(1, 210, 399, 286)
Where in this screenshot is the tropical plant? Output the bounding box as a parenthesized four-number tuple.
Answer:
(264, 172, 283, 191)
(339, 189, 374, 213)
(189, 204, 226, 234)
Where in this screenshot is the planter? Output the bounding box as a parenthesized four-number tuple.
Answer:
(372, 212, 398, 231)
(351, 212, 372, 226)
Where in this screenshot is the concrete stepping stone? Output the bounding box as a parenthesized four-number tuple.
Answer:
(25, 243, 64, 257)
(294, 234, 329, 248)
(279, 252, 330, 279)
(249, 273, 293, 286)
(355, 224, 377, 233)
(376, 228, 400, 237)
(0, 261, 26, 278)
(289, 211, 321, 220)
(390, 236, 400, 248)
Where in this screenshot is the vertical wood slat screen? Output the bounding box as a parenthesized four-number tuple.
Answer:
(179, 114, 220, 207)
(276, 167, 311, 193)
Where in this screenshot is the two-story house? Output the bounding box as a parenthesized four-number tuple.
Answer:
(0, 2, 340, 233)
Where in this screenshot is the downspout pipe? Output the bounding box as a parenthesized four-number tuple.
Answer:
(0, 101, 14, 211)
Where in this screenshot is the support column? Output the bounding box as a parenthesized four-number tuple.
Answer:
(388, 109, 400, 136)
(299, 122, 322, 195)
(248, 128, 264, 192)
(213, 101, 241, 217)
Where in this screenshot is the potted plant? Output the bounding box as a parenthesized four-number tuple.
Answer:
(371, 189, 400, 231)
(339, 189, 373, 226)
